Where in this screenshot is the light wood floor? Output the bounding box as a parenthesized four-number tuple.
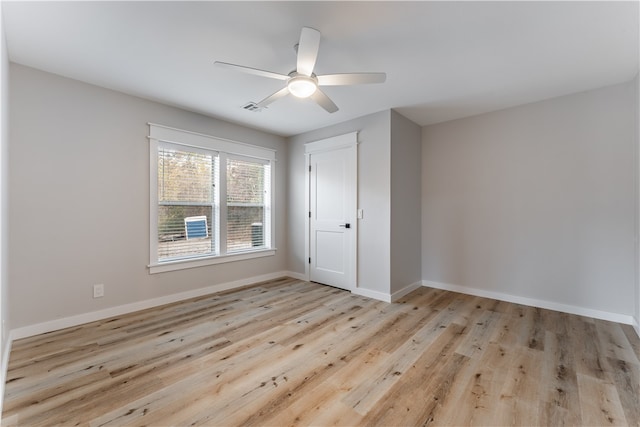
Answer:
(3, 277, 639, 426)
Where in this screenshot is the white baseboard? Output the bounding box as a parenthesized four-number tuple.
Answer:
(284, 270, 307, 281)
(344, 281, 423, 304)
(352, 287, 391, 302)
(11, 271, 294, 340)
(13, 273, 632, 343)
(391, 281, 423, 302)
(423, 280, 636, 326)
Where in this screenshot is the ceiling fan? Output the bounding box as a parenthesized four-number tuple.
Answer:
(214, 27, 386, 113)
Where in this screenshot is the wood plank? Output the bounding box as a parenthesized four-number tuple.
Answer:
(340, 297, 467, 416)
(492, 345, 545, 425)
(568, 314, 609, 380)
(621, 324, 640, 360)
(436, 341, 516, 426)
(358, 323, 470, 425)
(577, 373, 629, 426)
(537, 330, 581, 426)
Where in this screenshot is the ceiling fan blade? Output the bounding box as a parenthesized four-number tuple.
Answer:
(214, 61, 288, 81)
(310, 89, 339, 113)
(256, 87, 290, 109)
(296, 27, 321, 77)
(317, 73, 387, 86)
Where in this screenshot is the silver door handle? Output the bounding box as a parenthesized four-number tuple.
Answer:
(339, 223, 351, 229)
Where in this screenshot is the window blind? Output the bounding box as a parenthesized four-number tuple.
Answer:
(226, 157, 270, 252)
(157, 144, 217, 261)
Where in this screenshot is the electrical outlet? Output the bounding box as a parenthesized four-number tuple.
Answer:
(93, 283, 104, 298)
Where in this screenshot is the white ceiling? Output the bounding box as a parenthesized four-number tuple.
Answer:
(3, 1, 638, 137)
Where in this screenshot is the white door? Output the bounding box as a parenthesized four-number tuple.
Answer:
(306, 133, 357, 290)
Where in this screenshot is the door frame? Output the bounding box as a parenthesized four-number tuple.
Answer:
(304, 132, 358, 289)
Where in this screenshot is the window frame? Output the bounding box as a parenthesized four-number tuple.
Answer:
(224, 153, 272, 254)
(148, 123, 276, 274)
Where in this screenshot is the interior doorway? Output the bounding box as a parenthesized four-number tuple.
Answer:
(305, 132, 357, 291)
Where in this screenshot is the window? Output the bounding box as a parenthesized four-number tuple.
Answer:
(157, 144, 218, 261)
(149, 124, 275, 273)
(226, 157, 271, 252)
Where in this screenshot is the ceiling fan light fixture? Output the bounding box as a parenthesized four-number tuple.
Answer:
(287, 75, 317, 98)
(217, 27, 384, 113)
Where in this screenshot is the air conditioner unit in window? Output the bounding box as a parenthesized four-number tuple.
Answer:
(184, 216, 208, 240)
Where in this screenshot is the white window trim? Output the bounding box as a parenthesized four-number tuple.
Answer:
(149, 123, 276, 161)
(149, 249, 277, 274)
(148, 123, 276, 274)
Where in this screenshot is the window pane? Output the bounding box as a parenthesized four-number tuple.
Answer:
(158, 146, 217, 260)
(158, 148, 213, 203)
(227, 158, 264, 204)
(227, 206, 264, 251)
(158, 205, 214, 260)
(227, 158, 266, 251)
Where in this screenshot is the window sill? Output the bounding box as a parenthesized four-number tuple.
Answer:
(148, 248, 276, 274)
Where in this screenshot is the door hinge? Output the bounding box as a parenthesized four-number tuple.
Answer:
(308, 257, 311, 264)
(309, 211, 311, 218)
(309, 165, 311, 172)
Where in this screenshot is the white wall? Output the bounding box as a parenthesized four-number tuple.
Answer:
(635, 73, 640, 335)
(422, 81, 637, 319)
(0, 2, 11, 414)
(287, 110, 392, 295)
(9, 64, 287, 330)
(390, 110, 422, 294)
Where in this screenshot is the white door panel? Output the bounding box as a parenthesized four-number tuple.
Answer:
(315, 230, 344, 273)
(315, 159, 345, 221)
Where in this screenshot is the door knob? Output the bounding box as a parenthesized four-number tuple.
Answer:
(339, 223, 351, 229)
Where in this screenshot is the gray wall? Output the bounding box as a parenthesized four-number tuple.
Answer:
(422, 81, 637, 316)
(287, 110, 392, 294)
(1, 4, 10, 369)
(9, 64, 287, 329)
(390, 110, 422, 294)
(635, 73, 640, 331)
